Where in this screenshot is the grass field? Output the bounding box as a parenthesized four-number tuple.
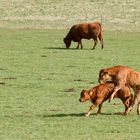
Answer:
(0, 0, 140, 140)
(0, 29, 139, 140)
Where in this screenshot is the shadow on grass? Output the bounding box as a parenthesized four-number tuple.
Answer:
(2, 112, 125, 119)
(42, 113, 84, 118)
(43, 47, 92, 50)
(43, 47, 76, 50)
(42, 112, 125, 118)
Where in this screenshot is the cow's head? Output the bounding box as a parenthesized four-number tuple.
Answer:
(63, 38, 71, 48)
(98, 68, 112, 84)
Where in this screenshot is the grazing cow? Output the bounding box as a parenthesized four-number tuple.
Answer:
(98, 65, 140, 115)
(63, 22, 103, 49)
(79, 82, 133, 117)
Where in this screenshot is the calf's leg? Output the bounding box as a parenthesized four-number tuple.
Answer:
(137, 102, 140, 115)
(85, 104, 98, 117)
(136, 91, 140, 115)
(85, 99, 102, 117)
(97, 103, 103, 114)
(109, 80, 125, 102)
(125, 90, 140, 115)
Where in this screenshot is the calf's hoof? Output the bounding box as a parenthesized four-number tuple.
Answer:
(96, 111, 101, 115)
(137, 111, 140, 115)
(109, 96, 113, 103)
(123, 112, 128, 116)
(85, 113, 90, 117)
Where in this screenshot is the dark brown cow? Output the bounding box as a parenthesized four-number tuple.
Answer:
(64, 22, 103, 49)
(79, 82, 133, 117)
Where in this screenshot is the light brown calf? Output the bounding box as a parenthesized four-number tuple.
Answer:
(98, 65, 140, 115)
(79, 82, 133, 117)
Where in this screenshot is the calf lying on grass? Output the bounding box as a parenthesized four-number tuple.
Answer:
(79, 82, 133, 117)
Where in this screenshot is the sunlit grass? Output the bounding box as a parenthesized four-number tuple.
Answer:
(0, 29, 139, 139)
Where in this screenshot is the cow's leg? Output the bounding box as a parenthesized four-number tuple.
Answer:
(99, 33, 104, 49)
(76, 38, 82, 49)
(77, 40, 83, 49)
(80, 40, 83, 49)
(76, 42, 80, 49)
(92, 38, 98, 49)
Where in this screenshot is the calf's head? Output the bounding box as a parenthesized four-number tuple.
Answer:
(79, 89, 92, 102)
(63, 38, 71, 48)
(98, 69, 113, 84)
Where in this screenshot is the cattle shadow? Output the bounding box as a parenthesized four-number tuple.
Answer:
(41, 113, 84, 118)
(41, 112, 125, 118)
(44, 47, 75, 50)
(43, 47, 92, 50)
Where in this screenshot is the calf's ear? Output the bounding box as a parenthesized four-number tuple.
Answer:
(130, 94, 133, 98)
(100, 69, 109, 75)
(89, 91, 93, 96)
(81, 89, 85, 92)
(104, 71, 109, 75)
(99, 69, 104, 73)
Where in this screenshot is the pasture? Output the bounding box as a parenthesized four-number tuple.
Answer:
(0, 0, 140, 139)
(0, 29, 140, 140)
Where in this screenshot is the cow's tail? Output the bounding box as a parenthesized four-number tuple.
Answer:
(100, 14, 103, 32)
(99, 14, 104, 49)
(97, 15, 103, 33)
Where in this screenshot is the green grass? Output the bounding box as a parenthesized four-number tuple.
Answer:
(0, 29, 140, 140)
(0, 1, 140, 139)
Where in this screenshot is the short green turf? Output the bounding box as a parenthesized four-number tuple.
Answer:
(0, 29, 139, 140)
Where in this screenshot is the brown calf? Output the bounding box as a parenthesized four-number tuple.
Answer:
(79, 82, 133, 117)
(64, 22, 103, 49)
(98, 65, 140, 115)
